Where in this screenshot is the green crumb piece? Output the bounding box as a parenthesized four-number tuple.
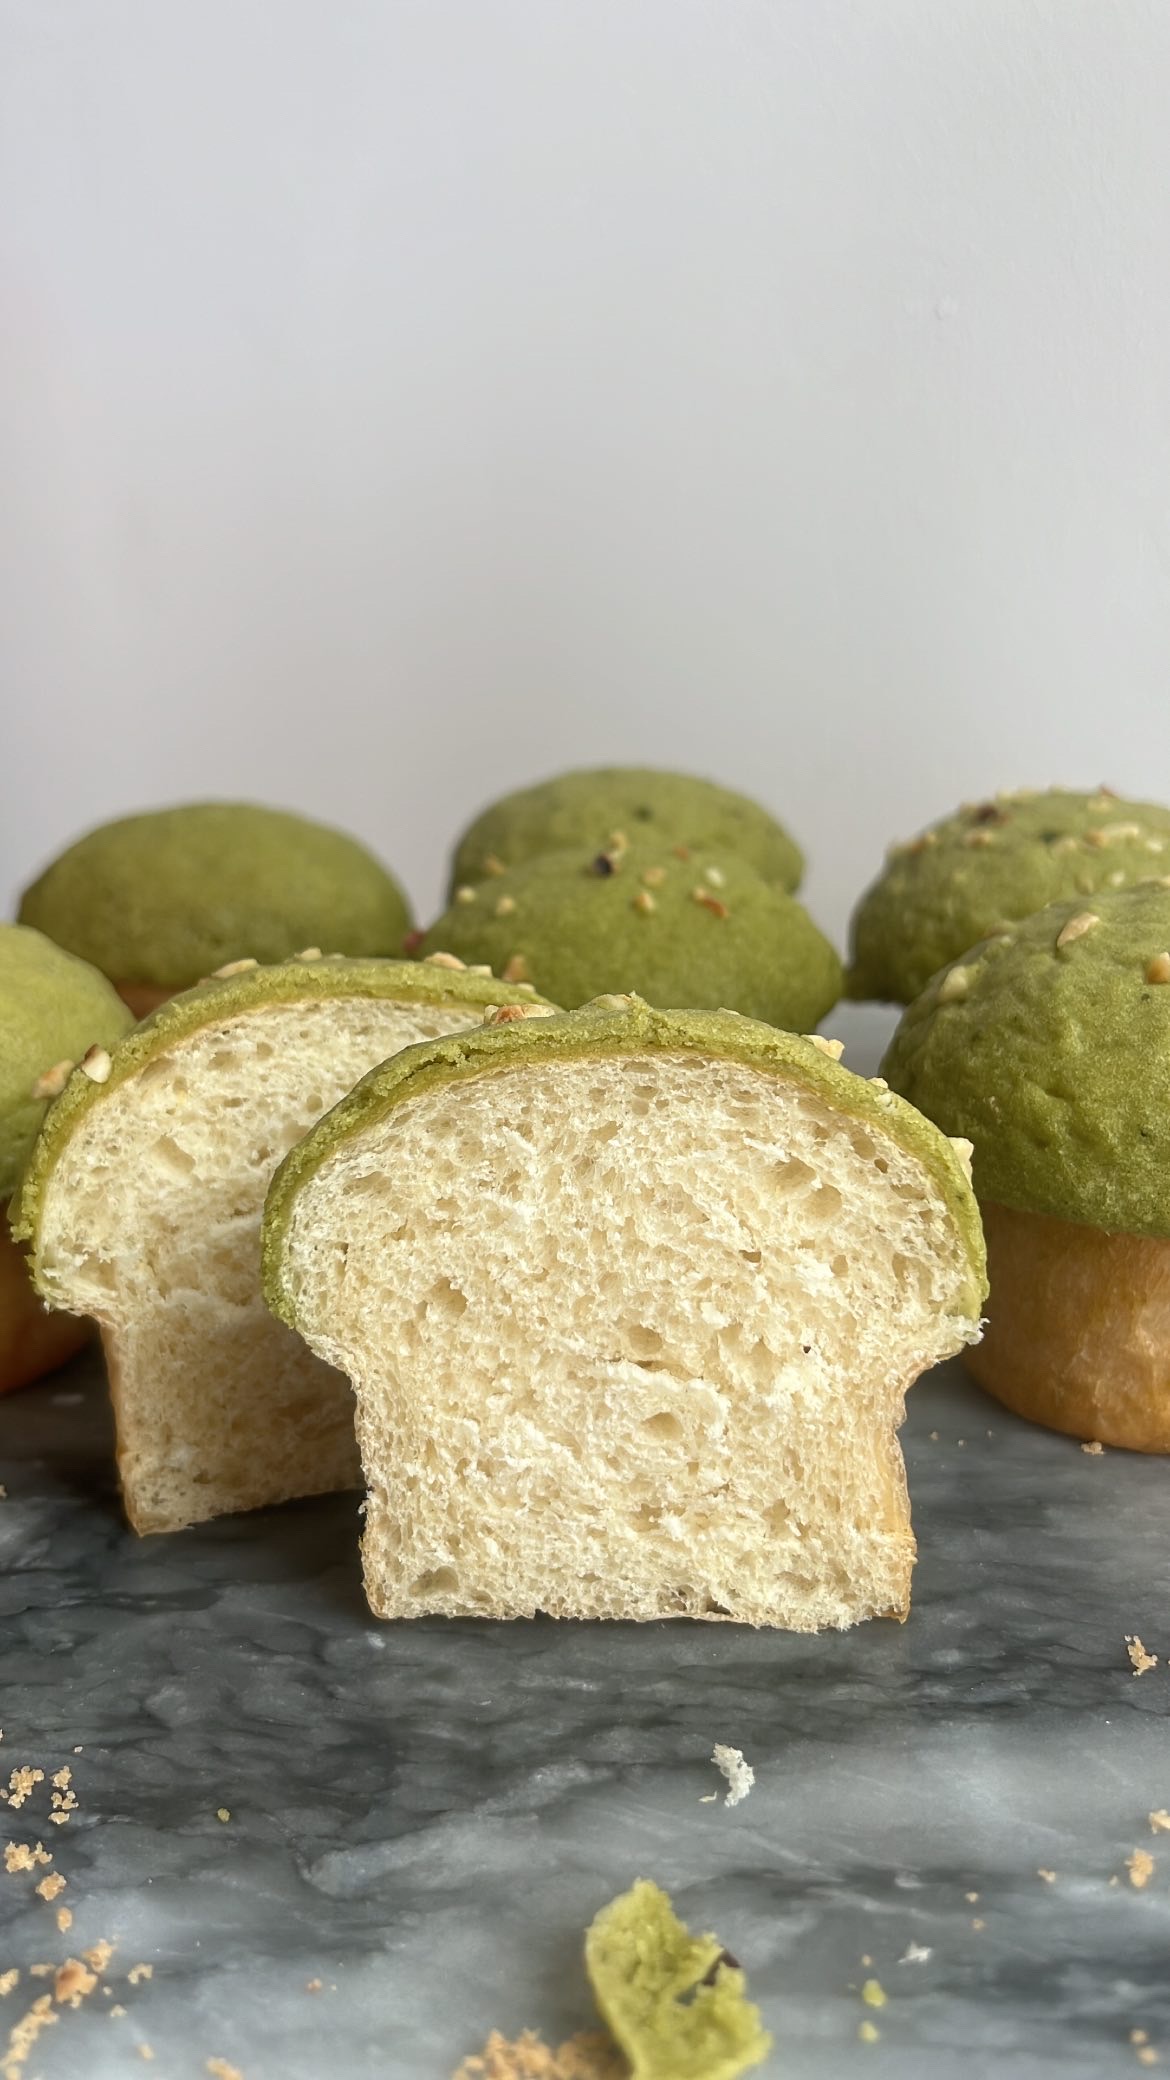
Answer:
(849, 786, 1170, 1004)
(450, 767, 803, 894)
(584, 1879, 772, 2080)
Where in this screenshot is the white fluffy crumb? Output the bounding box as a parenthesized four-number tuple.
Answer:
(898, 1942, 932, 1964)
(711, 1744, 755, 1807)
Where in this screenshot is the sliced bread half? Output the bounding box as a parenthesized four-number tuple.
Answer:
(13, 953, 548, 1531)
(262, 997, 986, 1629)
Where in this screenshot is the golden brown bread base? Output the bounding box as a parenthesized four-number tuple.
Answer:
(113, 980, 176, 1018)
(966, 1200, 1170, 1451)
(0, 1212, 90, 1393)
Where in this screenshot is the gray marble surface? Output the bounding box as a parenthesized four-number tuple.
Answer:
(2, 1351, 1170, 2080)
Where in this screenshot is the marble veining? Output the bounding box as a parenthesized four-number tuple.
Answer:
(2, 1352, 1169, 2080)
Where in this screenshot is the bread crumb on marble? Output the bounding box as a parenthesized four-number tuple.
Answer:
(858, 2020, 881, 2044)
(898, 1942, 932, 1963)
(205, 2060, 245, 2080)
(1037, 1869, 1057, 1884)
(1, 1988, 57, 2075)
(1150, 1811, 1170, 1834)
(1127, 1849, 1155, 1889)
(3, 1770, 44, 1811)
(711, 1744, 755, 1807)
(3, 1844, 50, 1874)
(860, 1980, 886, 2008)
(53, 1958, 97, 2008)
(55, 1908, 71, 1933)
(127, 1965, 153, 1987)
(0, 1973, 17, 1999)
(1127, 1637, 1158, 1676)
(450, 2029, 625, 2079)
(1081, 1440, 1105, 1455)
(34, 1873, 64, 1902)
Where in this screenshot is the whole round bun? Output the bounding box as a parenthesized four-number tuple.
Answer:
(421, 841, 840, 1030)
(0, 923, 134, 1201)
(881, 883, 1170, 1236)
(19, 803, 413, 994)
(449, 767, 803, 896)
(850, 787, 1170, 1005)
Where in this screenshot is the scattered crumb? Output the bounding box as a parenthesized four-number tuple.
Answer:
(53, 1958, 97, 2008)
(55, 1908, 72, 1933)
(138, 2049, 155, 2064)
(34, 1874, 64, 1902)
(216, 1808, 231, 1824)
(71, 1749, 82, 1757)
(27, 1968, 53, 1981)
(205, 2062, 245, 2080)
(860, 1979, 886, 2008)
(711, 1744, 755, 1808)
(1128, 1637, 1158, 1676)
(83, 1942, 114, 1975)
(898, 1942, 931, 1964)
(858, 2021, 880, 2045)
(1082, 1441, 1105, 1455)
(1127, 1849, 1155, 1889)
(929, 1430, 939, 1442)
(109, 2005, 127, 2019)
(2, 1990, 57, 2076)
(698, 1793, 717, 1804)
(0, 1975, 16, 1999)
(1037, 1869, 1057, 1884)
(450, 2031, 624, 2079)
(1136, 2050, 1159, 2069)
(50, 1770, 71, 1793)
(1133, 2033, 1150, 2047)
(126, 1964, 152, 1986)
(4, 1844, 50, 1874)
(860, 1954, 872, 1968)
(4, 1771, 44, 1812)
(305, 1979, 323, 1993)
(1152, 1812, 1170, 1834)
(0, 1488, 6, 1500)
(972, 1919, 986, 1931)
(964, 1892, 979, 1903)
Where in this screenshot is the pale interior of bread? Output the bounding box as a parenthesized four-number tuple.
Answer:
(280, 1052, 980, 1629)
(33, 997, 486, 1532)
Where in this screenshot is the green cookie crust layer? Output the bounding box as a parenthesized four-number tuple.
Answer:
(0, 925, 134, 1201)
(849, 787, 1170, 1004)
(423, 843, 840, 1029)
(262, 997, 986, 1332)
(450, 768, 803, 894)
(881, 883, 1170, 1236)
(12, 955, 545, 1259)
(585, 1879, 771, 2080)
(19, 802, 414, 987)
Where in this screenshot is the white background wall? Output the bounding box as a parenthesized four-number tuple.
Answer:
(3, 0, 1170, 947)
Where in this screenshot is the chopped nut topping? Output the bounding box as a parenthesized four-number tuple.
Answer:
(30, 1061, 73, 1101)
(501, 955, 531, 985)
(632, 890, 656, 915)
(1146, 953, 1170, 985)
(468, 964, 494, 976)
(607, 830, 629, 858)
(805, 1035, 845, 1060)
(937, 965, 975, 1003)
(494, 895, 517, 917)
(481, 854, 507, 876)
(1056, 911, 1100, 950)
(949, 1137, 974, 1177)
(1051, 834, 1081, 854)
(1147, 839, 1166, 854)
(691, 887, 729, 920)
(293, 946, 323, 961)
(423, 951, 467, 971)
(703, 865, 727, 888)
(454, 887, 478, 905)
(585, 994, 637, 1012)
(963, 828, 997, 848)
(641, 866, 667, 889)
(211, 958, 259, 979)
(79, 1046, 112, 1084)
(482, 1004, 556, 1025)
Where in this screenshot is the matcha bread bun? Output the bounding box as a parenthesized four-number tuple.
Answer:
(450, 766, 803, 895)
(0, 925, 133, 1392)
(850, 787, 1170, 1004)
(263, 998, 985, 1629)
(422, 841, 841, 1030)
(882, 883, 1170, 1449)
(19, 802, 413, 1016)
(13, 954, 548, 1531)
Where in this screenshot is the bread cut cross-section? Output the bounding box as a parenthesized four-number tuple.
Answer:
(13, 955, 547, 1532)
(262, 999, 986, 1629)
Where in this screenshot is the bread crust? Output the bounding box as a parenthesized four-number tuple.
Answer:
(0, 1212, 89, 1393)
(966, 1200, 1170, 1450)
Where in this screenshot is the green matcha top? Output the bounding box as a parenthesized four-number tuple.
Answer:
(19, 802, 413, 987)
(263, 997, 986, 1330)
(849, 787, 1170, 1004)
(450, 767, 803, 894)
(12, 954, 545, 1253)
(0, 925, 134, 1201)
(422, 842, 840, 1030)
(585, 1879, 771, 2080)
(882, 883, 1170, 1235)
